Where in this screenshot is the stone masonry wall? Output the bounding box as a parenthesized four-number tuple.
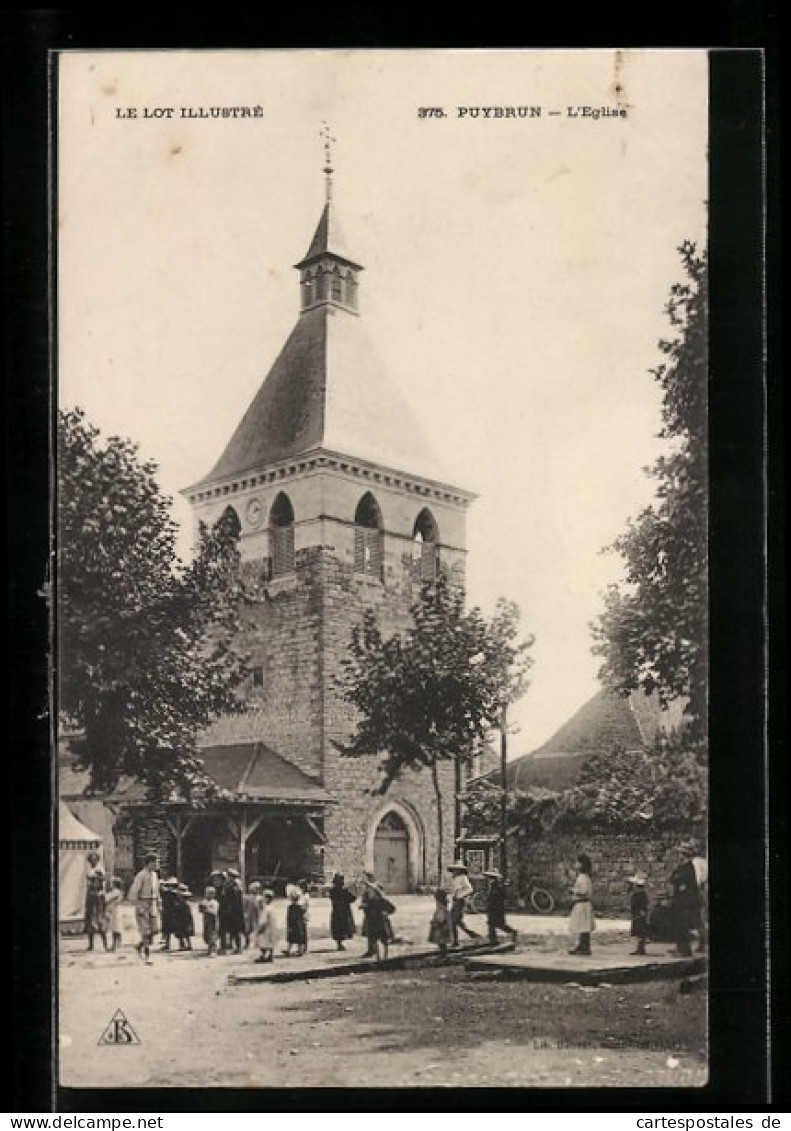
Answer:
(190, 471, 470, 893)
(202, 547, 324, 780)
(510, 828, 705, 916)
(320, 526, 461, 890)
(132, 809, 176, 879)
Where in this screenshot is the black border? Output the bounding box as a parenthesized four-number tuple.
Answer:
(2, 9, 780, 1114)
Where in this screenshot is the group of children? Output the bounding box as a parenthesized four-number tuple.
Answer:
(199, 877, 278, 962)
(86, 847, 703, 966)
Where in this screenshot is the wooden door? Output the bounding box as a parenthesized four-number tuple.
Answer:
(373, 812, 409, 893)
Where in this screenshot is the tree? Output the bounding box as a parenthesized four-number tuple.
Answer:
(58, 407, 252, 798)
(461, 732, 706, 840)
(561, 733, 707, 830)
(592, 241, 708, 747)
(460, 777, 563, 838)
(335, 574, 533, 880)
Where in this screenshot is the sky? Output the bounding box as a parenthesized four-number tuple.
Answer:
(58, 49, 709, 754)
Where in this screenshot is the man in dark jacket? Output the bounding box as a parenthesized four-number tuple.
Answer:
(668, 841, 701, 957)
(483, 869, 518, 945)
(218, 868, 245, 954)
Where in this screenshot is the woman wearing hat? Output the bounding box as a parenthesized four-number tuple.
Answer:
(447, 861, 481, 947)
(483, 869, 518, 946)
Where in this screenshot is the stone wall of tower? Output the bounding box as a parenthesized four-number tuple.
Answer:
(319, 511, 466, 889)
(200, 546, 324, 780)
(193, 466, 471, 887)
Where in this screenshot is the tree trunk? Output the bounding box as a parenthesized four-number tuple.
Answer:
(431, 759, 444, 884)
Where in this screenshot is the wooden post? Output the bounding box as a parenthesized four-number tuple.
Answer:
(238, 807, 265, 887)
(164, 813, 199, 882)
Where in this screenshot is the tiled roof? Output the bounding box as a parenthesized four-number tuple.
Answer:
(191, 304, 451, 491)
(59, 742, 332, 806)
(501, 690, 687, 793)
(196, 742, 333, 804)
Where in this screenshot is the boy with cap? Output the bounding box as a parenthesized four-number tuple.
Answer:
(447, 861, 481, 947)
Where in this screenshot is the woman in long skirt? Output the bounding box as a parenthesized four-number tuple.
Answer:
(361, 875, 392, 962)
(254, 890, 277, 963)
(328, 873, 356, 951)
(568, 853, 595, 955)
(284, 888, 307, 956)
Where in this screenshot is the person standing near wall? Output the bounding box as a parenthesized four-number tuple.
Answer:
(690, 842, 708, 953)
(668, 840, 701, 958)
(568, 853, 595, 956)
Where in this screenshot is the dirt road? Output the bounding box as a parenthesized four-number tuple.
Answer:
(59, 940, 707, 1090)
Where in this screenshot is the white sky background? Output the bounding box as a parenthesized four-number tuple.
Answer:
(58, 49, 709, 754)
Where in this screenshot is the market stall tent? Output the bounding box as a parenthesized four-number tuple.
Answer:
(58, 802, 103, 934)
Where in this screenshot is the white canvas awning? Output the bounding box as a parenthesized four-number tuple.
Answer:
(58, 801, 102, 847)
(58, 803, 103, 930)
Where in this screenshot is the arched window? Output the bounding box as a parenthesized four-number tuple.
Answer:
(216, 505, 242, 540)
(354, 492, 384, 580)
(269, 492, 295, 577)
(413, 508, 439, 581)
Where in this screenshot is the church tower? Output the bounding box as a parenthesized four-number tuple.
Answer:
(184, 144, 475, 889)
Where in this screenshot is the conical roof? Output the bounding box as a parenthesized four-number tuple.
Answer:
(193, 304, 452, 489)
(296, 201, 362, 269)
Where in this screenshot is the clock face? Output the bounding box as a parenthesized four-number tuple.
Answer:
(246, 497, 264, 527)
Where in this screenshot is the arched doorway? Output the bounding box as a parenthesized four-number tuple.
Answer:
(373, 811, 410, 893)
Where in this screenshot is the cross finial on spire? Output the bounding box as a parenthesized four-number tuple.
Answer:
(320, 121, 336, 202)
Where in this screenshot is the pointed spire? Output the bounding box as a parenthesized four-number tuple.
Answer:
(295, 129, 363, 313)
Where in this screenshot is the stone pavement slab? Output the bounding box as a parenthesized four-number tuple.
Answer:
(466, 943, 707, 984)
(229, 938, 516, 984)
